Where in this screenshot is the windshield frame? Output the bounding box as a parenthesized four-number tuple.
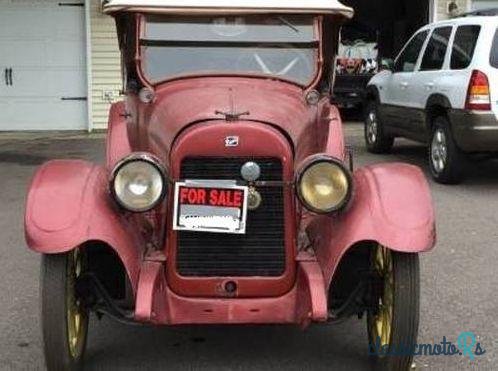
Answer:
(134, 14, 324, 88)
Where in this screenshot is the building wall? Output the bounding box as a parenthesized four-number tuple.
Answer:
(435, 0, 471, 20)
(89, 0, 121, 130)
(471, 0, 498, 10)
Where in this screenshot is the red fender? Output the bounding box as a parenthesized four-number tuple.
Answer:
(24, 160, 141, 290)
(308, 162, 436, 288)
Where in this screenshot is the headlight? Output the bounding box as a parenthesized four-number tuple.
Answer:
(296, 156, 352, 214)
(111, 153, 166, 212)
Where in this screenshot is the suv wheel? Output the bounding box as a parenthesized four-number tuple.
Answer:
(364, 100, 394, 154)
(429, 116, 464, 184)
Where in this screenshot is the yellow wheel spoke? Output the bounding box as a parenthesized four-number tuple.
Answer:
(66, 248, 87, 359)
(370, 245, 395, 351)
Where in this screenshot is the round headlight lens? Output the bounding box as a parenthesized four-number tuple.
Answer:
(298, 158, 351, 213)
(112, 157, 165, 212)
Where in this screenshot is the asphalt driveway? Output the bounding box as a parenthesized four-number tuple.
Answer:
(0, 124, 496, 370)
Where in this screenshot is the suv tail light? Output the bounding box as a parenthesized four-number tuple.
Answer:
(465, 70, 491, 111)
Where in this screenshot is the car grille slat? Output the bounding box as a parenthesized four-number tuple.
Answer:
(177, 157, 286, 277)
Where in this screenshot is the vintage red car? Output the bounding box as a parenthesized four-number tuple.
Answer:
(24, 1, 436, 370)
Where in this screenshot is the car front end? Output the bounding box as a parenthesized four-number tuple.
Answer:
(106, 12, 351, 323)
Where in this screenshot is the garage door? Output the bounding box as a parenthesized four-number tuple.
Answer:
(0, 0, 87, 130)
(472, 0, 498, 10)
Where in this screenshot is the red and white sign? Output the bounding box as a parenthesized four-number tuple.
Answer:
(173, 181, 248, 234)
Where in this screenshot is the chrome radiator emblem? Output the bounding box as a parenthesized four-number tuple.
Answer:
(225, 136, 239, 147)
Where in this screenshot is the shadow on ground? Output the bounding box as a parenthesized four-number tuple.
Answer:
(85, 317, 370, 370)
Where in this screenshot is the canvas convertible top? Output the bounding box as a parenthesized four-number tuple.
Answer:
(102, 0, 354, 18)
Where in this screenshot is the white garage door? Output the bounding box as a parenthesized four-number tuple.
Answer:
(0, 0, 87, 130)
(472, 0, 498, 10)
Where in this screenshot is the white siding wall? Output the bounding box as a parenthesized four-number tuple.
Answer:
(90, 0, 121, 130)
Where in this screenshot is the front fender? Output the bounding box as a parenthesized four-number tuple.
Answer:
(24, 160, 141, 288)
(308, 163, 436, 287)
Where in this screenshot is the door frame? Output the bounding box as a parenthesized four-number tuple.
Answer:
(429, 0, 438, 22)
(85, 0, 93, 132)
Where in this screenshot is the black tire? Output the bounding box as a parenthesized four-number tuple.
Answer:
(428, 116, 465, 184)
(364, 100, 394, 154)
(367, 247, 420, 371)
(41, 251, 89, 371)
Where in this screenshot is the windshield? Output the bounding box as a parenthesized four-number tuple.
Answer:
(140, 15, 319, 85)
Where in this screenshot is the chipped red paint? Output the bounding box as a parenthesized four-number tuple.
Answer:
(307, 163, 436, 289)
(167, 120, 297, 298)
(136, 77, 320, 161)
(106, 102, 132, 170)
(134, 258, 327, 326)
(24, 161, 141, 291)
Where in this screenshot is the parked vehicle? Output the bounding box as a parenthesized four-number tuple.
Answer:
(365, 11, 498, 184)
(334, 21, 380, 108)
(24, 1, 436, 370)
(333, 0, 432, 108)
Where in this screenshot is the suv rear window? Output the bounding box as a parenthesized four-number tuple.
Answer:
(451, 25, 481, 69)
(491, 28, 498, 68)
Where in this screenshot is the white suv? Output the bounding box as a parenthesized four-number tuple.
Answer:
(364, 11, 498, 184)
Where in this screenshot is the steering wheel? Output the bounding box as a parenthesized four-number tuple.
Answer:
(253, 53, 300, 76)
(236, 44, 313, 80)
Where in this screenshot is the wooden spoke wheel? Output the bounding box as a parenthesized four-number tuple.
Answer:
(41, 249, 89, 371)
(367, 245, 420, 371)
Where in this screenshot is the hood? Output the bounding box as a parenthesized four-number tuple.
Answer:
(145, 77, 320, 157)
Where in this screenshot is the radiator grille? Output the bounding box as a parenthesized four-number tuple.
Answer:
(177, 157, 286, 277)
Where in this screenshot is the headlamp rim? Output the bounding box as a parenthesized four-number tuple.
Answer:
(296, 155, 353, 214)
(110, 152, 168, 213)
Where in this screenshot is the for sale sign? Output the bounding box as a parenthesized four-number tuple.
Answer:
(173, 181, 248, 234)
